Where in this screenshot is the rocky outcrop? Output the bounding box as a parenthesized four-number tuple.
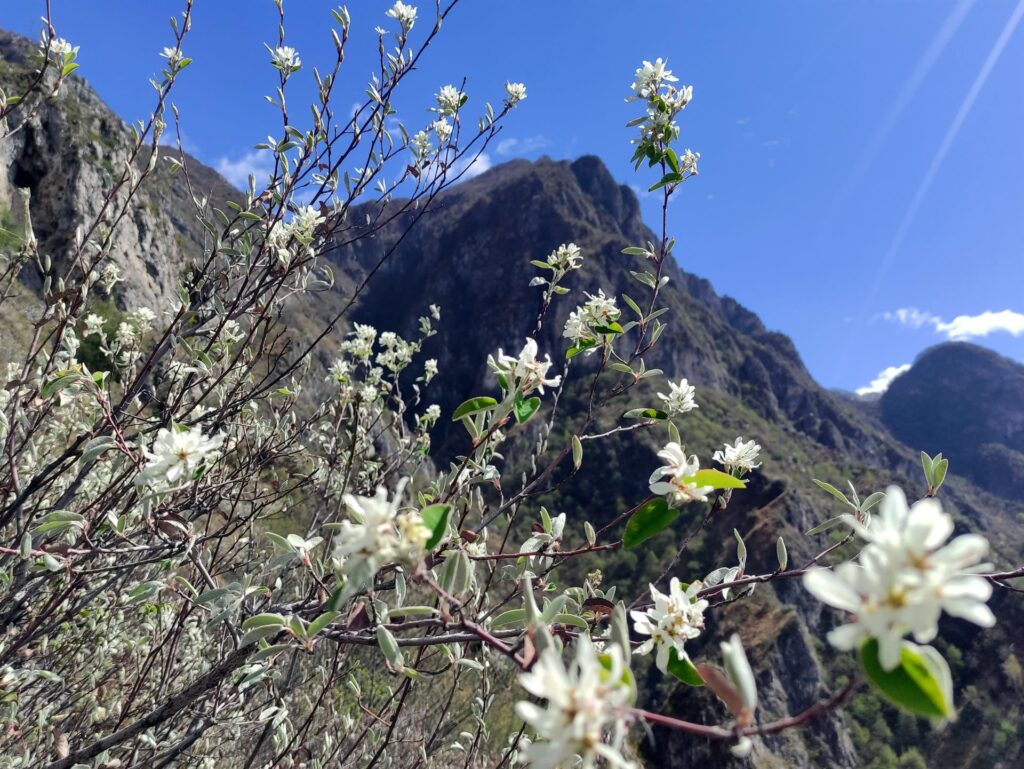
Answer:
(881, 342, 1024, 500)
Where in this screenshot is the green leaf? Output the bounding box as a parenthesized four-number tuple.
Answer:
(551, 613, 590, 630)
(307, 611, 338, 637)
(622, 407, 669, 420)
(420, 503, 451, 550)
(571, 435, 583, 470)
(666, 649, 704, 686)
(664, 148, 682, 175)
(776, 537, 788, 570)
(451, 396, 498, 421)
(860, 639, 953, 719)
(649, 172, 683, 192)
(513, 393, 542, 424)
(805, 515, 847, 536)
(683, 469, 746, 490)
(623, 498, 678, 548)
(491, 609, 526, 627)
(813, 479, 851, 506)
(566, 338, 599, 358)
(242, 613, 287, 631)
(593, 321, 624, 335)
(621, 246, 649, 257)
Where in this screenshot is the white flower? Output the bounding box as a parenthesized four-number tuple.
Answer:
(423, 358, 438, 382)
(803, 487, 994, 671)
(649, 443, 713, 506)
(680, 148, 700, 176)
(487, 338, 561, 395)
(333, 482, 427, 580)
(504, 81, 527, 108)
(434, 84, 463, 116)
(99, 263, 121, 293)
(129, 307, 157, 332)
(431, 118, 453, 144)
(140, 425, 224, 488)
(516, 636, 636, 769)
(386, 1, 417, 32)
(546, 242, 583, 272)
(270, 45, 300, 72)
(45, 37, 77, 59)
(343, 324, 377, 359)
(713, 437, 761, 474)
(630, 58, 678, 100)
(657, 378, 698, 416)
(410, 130, 433, 163)
(160, 47, 182, 67)
(562, 290, 620, 349)
(83, 313, 105, 338)
(424, 404, 441, 421)
(631, 577, 708, 672)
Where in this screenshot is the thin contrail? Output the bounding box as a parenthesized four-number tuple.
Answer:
(866, 0, 1024, 302)
(823, 0, 977, 229)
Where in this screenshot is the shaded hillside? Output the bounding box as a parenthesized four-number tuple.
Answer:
(881, 342, 1024, 500)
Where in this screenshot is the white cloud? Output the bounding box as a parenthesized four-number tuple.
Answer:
(855, 363, 912, 396)
(495, 135, 550, 157)
(449, 151, 491, 181)
(880, 306, 1024, 340)
(215, 149, 275, 190)
(935, 309, 1024, 340)
(880, 307, 940, 329)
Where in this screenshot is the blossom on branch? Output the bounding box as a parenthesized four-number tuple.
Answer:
(516, 635, 636, 769)
(803, 486, 994, 670)
(648, 442, 713, 506)
(631, 577, 708, 671)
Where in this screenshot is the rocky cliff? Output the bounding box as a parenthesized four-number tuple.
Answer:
(881, 342, 1024, 501)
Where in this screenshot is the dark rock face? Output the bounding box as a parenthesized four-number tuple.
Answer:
(881, 342, 1024, 499)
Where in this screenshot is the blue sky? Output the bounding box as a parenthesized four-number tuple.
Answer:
(5, 1, 1024, 393)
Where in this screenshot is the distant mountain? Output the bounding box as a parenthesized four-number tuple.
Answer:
(3, 29, 1023, 769)
(881, 342, 1024, 500)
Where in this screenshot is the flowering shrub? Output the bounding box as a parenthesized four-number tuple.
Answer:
(0, 3, 1019, 769)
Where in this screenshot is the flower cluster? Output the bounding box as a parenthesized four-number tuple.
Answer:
(386, 1, 418, 32)
(516, 636, 636, 769)
(267, 206, 325, 267)
(487, 337, 561, 395)
(138, 424, 224, 490)
(803, 486, 994, 670)
(631, 578, 708, 671)
(649, 442, 713, 506)
(546, 242, 583, 272)
(434, 84, 464, 117)
(270, 45, 301, 72)
(332, 484, 429, 582)
(656, 378, 697, 416)
(563, 290, 620, 349)
(713, 437, 761, 474)
(504, 81, 527, 108)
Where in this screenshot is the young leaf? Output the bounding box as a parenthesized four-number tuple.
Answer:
(860, 639, 953, 719)
(513, 394, 542, 424)
(622, 407, 669, 421)
(776, 536, 788, 570)
(420, 503, 451, 550)
(451, 396, 498, 421)
(623, 498, 678, 548)
(684, 469, 746, 490)
(666, 649, 704, 686)
(813, 479, 851, 506)
(571, 435, 583, 470)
